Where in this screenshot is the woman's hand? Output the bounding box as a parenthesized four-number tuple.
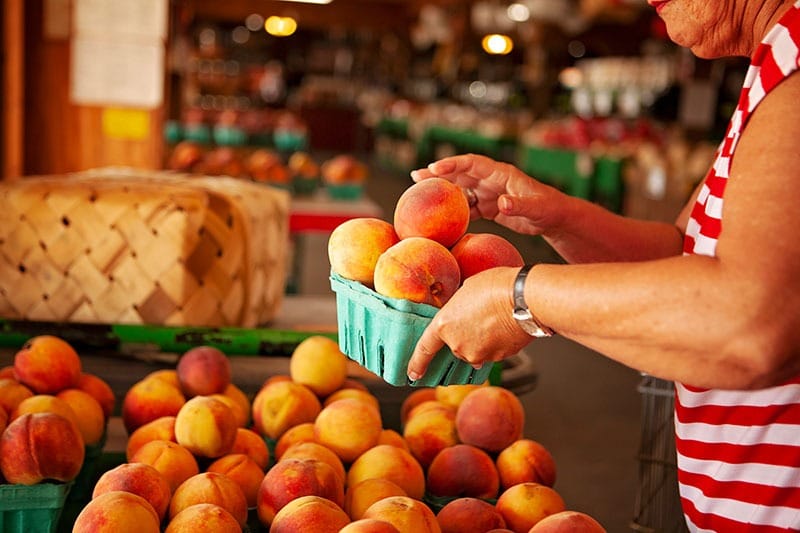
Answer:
(411, 154, 567, 237)
(406, 266, 533, 381)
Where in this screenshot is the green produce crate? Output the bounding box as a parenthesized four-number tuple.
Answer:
(417, 125, 517, 166)
(0, 482, 71, 533)
(330, 272, 493, 387)
(376, 117, 409, 139)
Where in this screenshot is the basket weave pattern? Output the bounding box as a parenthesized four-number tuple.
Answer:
(0, 169, 289, 327)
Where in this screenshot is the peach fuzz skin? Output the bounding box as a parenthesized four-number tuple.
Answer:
(373, 237, 461, 308)
(393, 177, 470, 248)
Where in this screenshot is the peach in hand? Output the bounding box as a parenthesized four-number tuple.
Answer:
(436, 497, 507, 533)
(456, 386, 524, 453)
(426, 444, 500, 500)
(373, 237, 461, 308)
(450, 233, 524, 280)
(73, 490, 161, 533)
(393, 177, 470, 247)
(328, 217, 400, 286)
(13, 335, 82, 394)
(0, 412, 85, 484)
(92, 462, 172, 521)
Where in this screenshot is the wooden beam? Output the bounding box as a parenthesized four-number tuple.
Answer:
(2, 0, 24, 180)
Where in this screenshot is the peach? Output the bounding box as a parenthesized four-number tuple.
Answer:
(495, 483, 566, 533)
(231, 426, 271, 469)
(256, 458, 345, 526)
(378, 429, 410, 451)
(314, 397, 383, 463)
(176, 346, 231, 397)
(56, 388, 106, 446)
(456, 386, 524, 453)
(0, 365, 15, 379)
(0, 412, 84, 484)
(210, 392, 249, 428)
(147, 369, 181, 388)
(274, 421, 316, 460)
(436, 497, 507, 533)
(11, 394, 79, 430)
(130, 439, 200, 494)
(73, 490, 161, 533)
(496, 439, 557, 490)
(341, 377, 370, 391)
(340, 519, 402, 533)
(450, 233, 524, 280)
(289, 335, 349, 397)
(251, 380, 321, 441)
(402, 401, 458, 468)
(347, 444, 426, 500)
(362, 495, 441, 533)
(345, 477, 407, 520)
(92, 462, 172, 521)
(169, 471, 249, 527)
(126, 416, 177, 460)
(527, 510, 607, 532)
(270, 494, 352, 533)
(166, 503, 243, 533)
(434, 383, 486, 410)
(328, 217, 400, 286)
(280, 441, 346, 484)
(399, 387, 436, 428)
(76, 372, 116, 419)
(174, 395, 238, 458)
(393, 177, 470, 247)
(373, 237, 461, 308)
(427, 444, 500, 500)
(122, 377, 186, 434)
(13, 335, 81, 394)
(207, 453, 265, 508)
(0, 407, 6, 434)
(323, 388, 381, 410)
(0, 377, 33, 416)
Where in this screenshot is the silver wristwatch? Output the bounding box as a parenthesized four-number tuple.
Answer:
(512, 264, 554, 338)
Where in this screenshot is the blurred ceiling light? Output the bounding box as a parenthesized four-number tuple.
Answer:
(559, 66, 583, 89)
(245, 13, 264, 31)
(265, 15, 297, 36)
(507, 3, 530, 22)
(482, 34, 513, 55)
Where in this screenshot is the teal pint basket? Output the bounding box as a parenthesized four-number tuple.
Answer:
(0, 482, 71, 533)
(330, 272, 493, 387)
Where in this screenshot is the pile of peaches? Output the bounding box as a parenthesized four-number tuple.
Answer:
(1, 332, 604, 532)
(0, 335, 115, 487)
(328, 177, 525, 308)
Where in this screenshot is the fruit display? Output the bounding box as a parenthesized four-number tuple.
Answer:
(37, 334, 603, 532)
(327, 178, 524, 387)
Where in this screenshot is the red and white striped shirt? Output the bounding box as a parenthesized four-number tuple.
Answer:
(678, 2, 800, 531)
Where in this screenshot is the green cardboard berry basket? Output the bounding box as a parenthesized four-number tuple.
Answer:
(0, 482, 71, 533)
(330, 272, 493, 387)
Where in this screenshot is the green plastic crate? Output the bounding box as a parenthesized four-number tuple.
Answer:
(0, 482, 71, 533)
(330, 272, 492, 387)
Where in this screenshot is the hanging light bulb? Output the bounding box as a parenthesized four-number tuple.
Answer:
(265, 16, 298, 37)
(481, 33, 514, 55)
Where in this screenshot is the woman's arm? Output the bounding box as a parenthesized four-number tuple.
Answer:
(409, 75, 800, 390)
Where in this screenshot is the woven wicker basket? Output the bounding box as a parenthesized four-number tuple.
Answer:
(0, 168, 290, 327)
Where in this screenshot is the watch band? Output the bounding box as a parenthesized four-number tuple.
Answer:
(512, 264, 554, 337)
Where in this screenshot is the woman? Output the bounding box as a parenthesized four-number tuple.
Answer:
(406, 1, 800, 530)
